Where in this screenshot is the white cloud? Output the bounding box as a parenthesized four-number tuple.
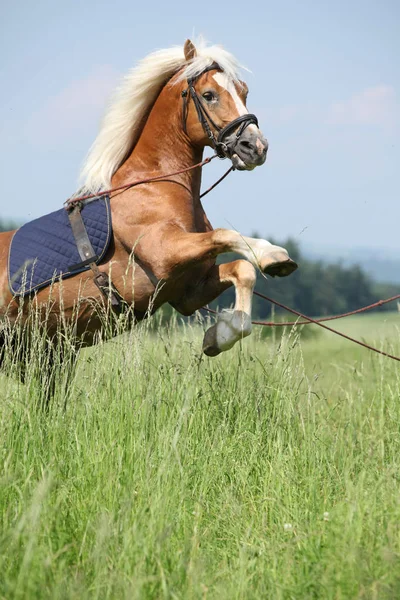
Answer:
(275, 105, 299, 123)
(327, 85, 398, 126)
(26, 65, 120, 144)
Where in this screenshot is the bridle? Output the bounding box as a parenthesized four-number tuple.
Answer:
(66, 63, 260, 208)
(181, 63, 259, 159)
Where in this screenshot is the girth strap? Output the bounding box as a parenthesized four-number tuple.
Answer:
(67, 204, 124, 313)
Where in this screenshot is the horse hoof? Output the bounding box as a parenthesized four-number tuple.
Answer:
(202, 311, 252, 356)
(202, 325, 222, 357)
(263, 257, 298, 278)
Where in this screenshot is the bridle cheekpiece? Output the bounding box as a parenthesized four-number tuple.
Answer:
(181, 63, 259, 159)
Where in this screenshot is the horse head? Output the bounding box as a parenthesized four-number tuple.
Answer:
(179, 39, 268, 171)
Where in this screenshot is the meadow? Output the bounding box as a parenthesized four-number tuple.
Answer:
(1, 310, 399, 599)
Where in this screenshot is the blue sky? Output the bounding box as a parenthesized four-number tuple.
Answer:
(1, 0, 399, 251)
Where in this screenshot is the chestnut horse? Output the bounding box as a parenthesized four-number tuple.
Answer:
(0, 39, 297, 378)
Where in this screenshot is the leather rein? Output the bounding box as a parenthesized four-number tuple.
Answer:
(63, 66, 400, 363)
(65, 63, 253, 311)
(66, 63, 258, 207)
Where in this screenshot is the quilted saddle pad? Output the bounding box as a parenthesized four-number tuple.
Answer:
(8, 196, 112, 297)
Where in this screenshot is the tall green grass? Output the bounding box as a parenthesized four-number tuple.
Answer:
(1, 312, 400, 599)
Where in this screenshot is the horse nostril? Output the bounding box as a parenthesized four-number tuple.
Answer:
(238, 140, 254, 151)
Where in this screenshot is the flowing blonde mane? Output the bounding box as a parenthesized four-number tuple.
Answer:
(78, 39, 243, 195)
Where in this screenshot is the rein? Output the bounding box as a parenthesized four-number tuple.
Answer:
(66, 63, 258, 207)
(64, 64, 399, 362)
(65, 154, 228, 206)
(202, 292, 400, 362)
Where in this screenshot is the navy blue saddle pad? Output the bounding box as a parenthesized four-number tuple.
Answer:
(8, 196, 112, 296)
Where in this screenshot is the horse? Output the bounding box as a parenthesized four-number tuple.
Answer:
(0, 39, 297, 392)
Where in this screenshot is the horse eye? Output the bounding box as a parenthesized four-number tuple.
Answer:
(202, 91, 215, 102)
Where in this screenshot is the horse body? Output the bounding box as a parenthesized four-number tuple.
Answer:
(0, 39, 297, 362)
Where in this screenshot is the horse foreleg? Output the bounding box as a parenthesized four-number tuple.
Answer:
(139, 227, 297, 279)
(173, 260, 256, 356)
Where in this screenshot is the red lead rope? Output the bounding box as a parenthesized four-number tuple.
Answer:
(252, 291, 400, 327)
(65, 156, 399, 361)
(65, 154, 229, 206)
(202, 292, 400, 362)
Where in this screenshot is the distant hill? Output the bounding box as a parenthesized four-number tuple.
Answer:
(303, 244, 400, 284)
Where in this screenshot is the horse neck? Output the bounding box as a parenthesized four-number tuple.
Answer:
(113, 85, 204, 200)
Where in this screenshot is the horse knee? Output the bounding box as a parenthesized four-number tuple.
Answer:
(229, 260, 257, 289)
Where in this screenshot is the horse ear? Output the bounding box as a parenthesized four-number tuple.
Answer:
(184, 39, 197, 62)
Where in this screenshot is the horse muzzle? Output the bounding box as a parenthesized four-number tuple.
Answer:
(224, 127, 268, 171)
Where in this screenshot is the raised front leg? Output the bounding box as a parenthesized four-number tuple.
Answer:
(135, 226, 298, 280)
(172, 260, 256, 356)
(222, 232, 298, 277)
(133, 226, 297, 355)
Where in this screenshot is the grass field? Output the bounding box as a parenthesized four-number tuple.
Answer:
(1, 311, 400, 599)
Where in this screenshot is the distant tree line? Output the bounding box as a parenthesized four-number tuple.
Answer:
(211, 237, 399, 319)
(0, 219, 17, 233)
